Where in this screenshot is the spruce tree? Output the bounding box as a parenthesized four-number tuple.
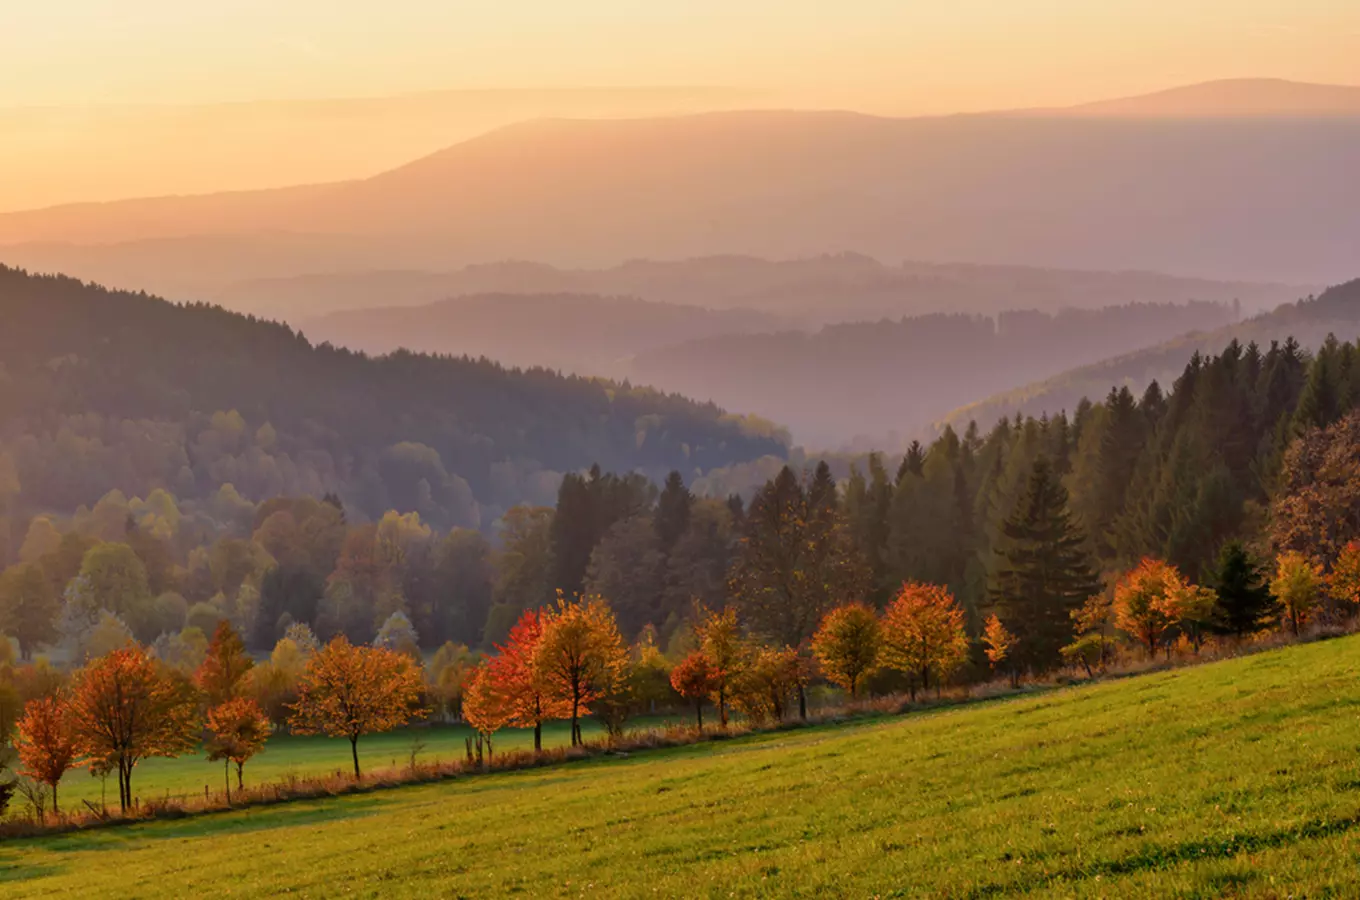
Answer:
(1207, 541, 1277, 639)
(987, 456, 1101, 673)
(654, 471, 693, 551)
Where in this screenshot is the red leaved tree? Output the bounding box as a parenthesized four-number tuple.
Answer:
(15, 695, 81, 816)
(488, 609, 568, 752)
(289, 637, 426, 779)
(462, 664, 511, 763)
(669, 650, 717, 730)
(66, 646, 200, 813)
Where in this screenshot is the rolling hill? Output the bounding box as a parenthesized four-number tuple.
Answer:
(940, 278, 1360, 433)
(2, 80, 1359, 298)
(0, 266, 786, 529)
(6, 632, 1360, 896)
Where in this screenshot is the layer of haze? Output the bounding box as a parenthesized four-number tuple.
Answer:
(3, 0, 1358, 210)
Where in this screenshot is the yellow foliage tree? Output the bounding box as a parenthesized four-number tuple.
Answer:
(881, 582, 968, 701)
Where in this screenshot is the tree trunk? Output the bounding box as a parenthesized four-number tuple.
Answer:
(695, 699, 703, 731)
(224, 759, 231, 804)
(237, 761, 245, 792)
(534, 721, 542, 753)
(798, 684, 807, 721)
(718, 688, 728, 727)
(52, 783, 58, 816)
(350, 735, 361, 780)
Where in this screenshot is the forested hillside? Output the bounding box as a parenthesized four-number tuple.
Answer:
(628, 301, 1238, 445)
(941, 278, 1360, 434)
(0, 267, 786, 535)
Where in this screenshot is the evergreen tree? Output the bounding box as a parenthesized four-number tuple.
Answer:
(987, 456, 1100, 673)
(654, 471, 693, 552)
(1207, 541, 1277, 639)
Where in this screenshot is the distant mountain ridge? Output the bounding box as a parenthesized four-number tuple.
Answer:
(1053, 78, 1360, 118)
(938, 278, 1360, 434)
(3, 80, 1360, 293)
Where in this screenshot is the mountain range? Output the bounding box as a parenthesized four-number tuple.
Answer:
(2, 79, 1358, 300)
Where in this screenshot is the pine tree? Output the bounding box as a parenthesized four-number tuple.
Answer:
(1207, 541, 1277, 639)
(987, 456, 1101, 673)
(654, 471, 693, 551)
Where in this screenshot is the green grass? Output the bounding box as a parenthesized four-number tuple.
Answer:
(7, 636, 1360, 897)
(30, 716, 676, 815)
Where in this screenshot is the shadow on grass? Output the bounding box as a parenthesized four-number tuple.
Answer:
(960, 810, 1360, 898)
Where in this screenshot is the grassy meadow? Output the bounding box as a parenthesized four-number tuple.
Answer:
(6, 635, 1360, 897)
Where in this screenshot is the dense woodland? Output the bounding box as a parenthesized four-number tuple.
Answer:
(0, 266, 785, 538)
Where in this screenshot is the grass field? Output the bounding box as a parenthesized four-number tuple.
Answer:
(6, 635, 1360, 897)
(26, 715, 676, 816)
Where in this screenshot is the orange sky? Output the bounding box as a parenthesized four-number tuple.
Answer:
(1, 1, 1357, 211)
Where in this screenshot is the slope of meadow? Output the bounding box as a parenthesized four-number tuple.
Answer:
(6, 635, 1360, 897)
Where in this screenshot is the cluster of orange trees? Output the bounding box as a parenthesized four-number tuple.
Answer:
(9, 622, 423, 817)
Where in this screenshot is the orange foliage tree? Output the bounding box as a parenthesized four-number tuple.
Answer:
(66, 646, 199, 813)
(695, 606, 747, 727)
(488, 609, 568, 751)
(205, 697, 271, 802)
(462, 664, 511, 761)
(289, 636, 426, 779)
(196, 620, 254, 706)
(533, 593, 629, 746)
(1113, 558, 1184, 656)
(15, 695, 81, 816)
(811, 603, 881, 699)
(669, 650, 717, 729)
(981, 615, 1018, 686)
(1328, 541, 1360, 610)
(735, 645, 804, 724)
(881, 582, 968, 700)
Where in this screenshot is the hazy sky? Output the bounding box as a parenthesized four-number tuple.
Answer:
(4, 0, 1358, 112)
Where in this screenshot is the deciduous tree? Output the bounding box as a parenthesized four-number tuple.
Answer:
(811, 604, 881, 699)
(695, 606, 747, 727)
(15, 695, 80, 816)
(1271, 551, 1324, 636)
(881, 582, 969, 700)
(488, 609, 567, 751)
(196, 620, 254, 706)
(462, 664, 510, 762)
(289, 637, 426, 779)
(669, 650, 716, 730)
(205, 697, 270, 802)
(982, 615, 1017, 686)
(1113, 559, 1183, 657)
(67, 646, 199, 812)
(533, 593, 628, 746)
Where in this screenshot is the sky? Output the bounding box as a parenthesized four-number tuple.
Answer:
(3, 0, 1358, 112)
(1, 1, 1357, 211)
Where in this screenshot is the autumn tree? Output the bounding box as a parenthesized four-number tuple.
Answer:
(1270, 412, 1360, 564)
(881, 582, 969, 700)
(1271, 551, 1324, 636)
(15, 695, 80, 817)
(289, 637, 426, 779)
(695, 606, 747, 727)
(669, 650, 716, 730)
(734, 645, 803, 724)
(67, 646, 199, 812)
(488, 609, 567, 751)
(1062, 595, 1116, 677)
(462, 664, 511, 762)
(1171, 582, 1219, 654)
(533, 593, 628, 746)
(205, 697, 271, 802)
(1113, 559, 1184, 657)
(196, 620, 254, 707)
(811, 604, 881, 699)
(1327, 541, 1360, 613)
(981, 615, 1017, 687)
